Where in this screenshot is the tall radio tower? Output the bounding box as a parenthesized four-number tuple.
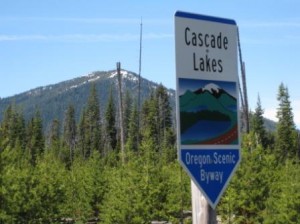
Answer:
(137, 18, 143, 146)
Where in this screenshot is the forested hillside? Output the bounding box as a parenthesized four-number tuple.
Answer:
(1, 81, 300, 223)
(0, 83, 190, 223)
(0, 70, 175, 133)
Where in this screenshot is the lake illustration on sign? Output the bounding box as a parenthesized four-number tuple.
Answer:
(179, 78, 238, 145)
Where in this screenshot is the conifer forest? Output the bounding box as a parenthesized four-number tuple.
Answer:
(0, 82, 300, 223)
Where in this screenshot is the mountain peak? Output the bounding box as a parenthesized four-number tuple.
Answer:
(203, 83, 221, 94)
(108, 70, 139, 83)
(0, 69, 175, 133)
(194, 83, 221, 96)
(109, 69, 128, 78)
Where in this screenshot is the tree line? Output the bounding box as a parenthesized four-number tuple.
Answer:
(218, 82, 300, 223)
(0, 83, 192, 223)
(0, 82, 300, 223)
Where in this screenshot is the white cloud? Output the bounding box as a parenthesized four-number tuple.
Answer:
(0, 35, 48, 41)
(143, 33, 173, 40)
(0, 34, 137, 42)
(0, 33, 172, 42)
(264, 99, 300, 129)
(2, 17, 171, 26)
(240, 21, 300, 28)
(264, 108, 278, 123)
(291, 99, 300, 129)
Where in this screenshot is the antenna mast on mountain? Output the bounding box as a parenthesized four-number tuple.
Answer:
(137, 18, 143, 145)
(138, 18, 143, 109)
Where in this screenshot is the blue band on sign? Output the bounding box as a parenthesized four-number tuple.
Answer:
(180, 149, 240, 206)
(175, 11, 236, 25)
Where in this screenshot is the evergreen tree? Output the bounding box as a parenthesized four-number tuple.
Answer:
(123, 90, 132, 141)
(26, 109, 44, 165)
(141, 93, 159, 151)
(219, 140, 276, 223)
(48, 119, 60, 151)
(0, 105, 26, 149)
(28, 152, 68, 222)
(101, 124, 190, 223)
(64, 156, 95, 222)
(84, 84, 102, 158)
(264, 160, 300, 223)
(275, 83, 297, 161)
(63, 105, 76, 164)
(14, 110, 26, 150)
(141, 86, 174, 154)
(78, 109, 87, 158)
(250, 94, 267, 148)
(105, 87, 117, 151)
(1, 105, 13, 145)
(155, 84, 173, 131)
(126, 102, 139, 152)
(0, 145, 32, 222)
(155, 85, 175, 154)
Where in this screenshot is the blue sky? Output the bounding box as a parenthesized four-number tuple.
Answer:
(1, 0, 300, 127)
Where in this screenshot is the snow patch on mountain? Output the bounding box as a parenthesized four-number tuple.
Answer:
(69, 81, 87, 90)
(124, 72, 138, 82)
(87, 75, 100, 83)
(68, 72, 100, 90)
(88, 73, 96, 77)
(27, 85, 54, 96)
(109, 70, 138, 82)
(203, 83, 221, 94)
(109, 70, 128, 79)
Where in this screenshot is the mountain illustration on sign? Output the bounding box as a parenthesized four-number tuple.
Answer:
(179, 79, 238, 145)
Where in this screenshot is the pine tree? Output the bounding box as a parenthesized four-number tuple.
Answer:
(126, 102, 139, 152)
(0, 144, 32, 222)
(1, 105, 13, 144)
(48, 119, 60, 151)
(105, 87, 117, 151)
(14, 110, 26, 150)
(26, 109, 44, 165)
(78, 109, 87, 158)
(155, 85, 175, 150)
(63, 105, 76, 164)
(264, 160, 300, 223)
(84, 84, 102, 158)
(141, 93, 159, 151)
(275, 83, 297, 161)
(219, 143, 276, 223)
(123, 90, 132, 141)
(141, 86, 174, 154)
(0, 105, 26, 149)
(155, 84, 172, 131)
(251, 94, 267, 148)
